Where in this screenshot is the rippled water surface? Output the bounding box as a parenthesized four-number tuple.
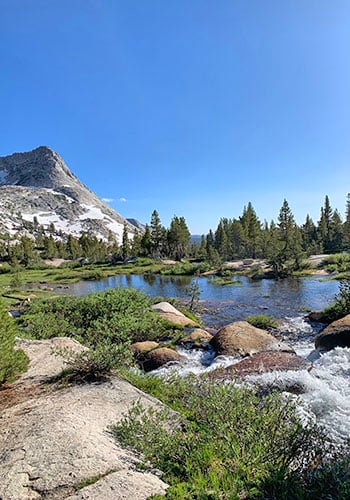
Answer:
(65, 274, 339, 327)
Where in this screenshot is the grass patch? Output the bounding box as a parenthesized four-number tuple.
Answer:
(246, 314, 279, 330)
(211, 277, 243, 286)
(73, 468, 116, 490)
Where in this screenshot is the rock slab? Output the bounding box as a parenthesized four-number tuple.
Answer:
(0, 338, 168, 500)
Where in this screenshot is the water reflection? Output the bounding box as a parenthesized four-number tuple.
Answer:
(60, 274, 339, 326)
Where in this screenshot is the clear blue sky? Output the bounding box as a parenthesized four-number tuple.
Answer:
(1, 0, 349, 234)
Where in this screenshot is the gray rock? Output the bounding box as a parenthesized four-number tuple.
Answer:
(0, 338, 168, 500)
(151, 302, 199, 327)
(0, 146, 139, 242)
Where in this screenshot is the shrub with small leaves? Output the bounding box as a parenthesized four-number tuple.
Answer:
(0, 300, 29, 384)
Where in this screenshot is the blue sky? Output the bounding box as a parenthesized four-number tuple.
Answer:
(1, 1, 349, 234)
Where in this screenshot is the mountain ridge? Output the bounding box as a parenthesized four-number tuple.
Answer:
(0, 146, 141, 241)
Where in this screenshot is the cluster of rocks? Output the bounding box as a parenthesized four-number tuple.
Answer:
(132, 304, 350, 380)
(130, 302, 312, 378)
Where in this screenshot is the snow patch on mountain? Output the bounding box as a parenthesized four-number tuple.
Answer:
(0, 147, 141, 242)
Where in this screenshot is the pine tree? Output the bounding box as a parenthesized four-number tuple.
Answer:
(122, 223, 130, 260)
(43, 235, 57, 259)
(150, 210, 163, 259)
(131, 230, 142, 256)
(344, 193, 350, 251)
(301, 214, 318, 254)
(329, 209, 343, 253)
(66, 234, 81, 259)
(140, 224, 152, 257)
(239, 203, 261, 258)
(167, 216, 191, 260)
(317, 195, 333, 252)
(269, 200, 303, 276)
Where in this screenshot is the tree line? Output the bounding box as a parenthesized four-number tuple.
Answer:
(0, 194, 349, 273)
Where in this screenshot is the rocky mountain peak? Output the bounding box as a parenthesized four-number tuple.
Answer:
(0, 146, 141, 241)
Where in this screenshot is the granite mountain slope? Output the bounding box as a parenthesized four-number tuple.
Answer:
(0, 146, 139, 241)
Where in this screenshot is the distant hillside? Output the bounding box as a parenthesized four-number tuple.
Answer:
(0, 146, 140, 242)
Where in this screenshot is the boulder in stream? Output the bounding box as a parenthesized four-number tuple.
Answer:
(177, 328, 213, 349)
(210, 321, 294, 357)
(142, 347, 186, 372)
(130, 341, 160, 355)
(209, 352, 312, 381)
(315, 313, 350, 351)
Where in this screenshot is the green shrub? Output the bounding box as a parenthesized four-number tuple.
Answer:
(54, 340, 132, 383)
(0, 300, 29, 384)
(113, 374, 350, 499)
(321, 280, 350, 323)
(246, 314, 279, 330)
(0, 264, 12, 274)
(17, 288, 174, 356)
(160, 262, 211, 276)
(323, 254, 350, 273)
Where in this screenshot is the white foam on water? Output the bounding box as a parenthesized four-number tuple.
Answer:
(154, 315, 350, 443)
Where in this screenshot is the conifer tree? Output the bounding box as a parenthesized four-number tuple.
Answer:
(140, 224, 152, 257)
(239, 202, 261, 258)
(168, 216, 191, 260)
(150, 210, 163, 259)
(343, 193, 350, 251)
(301, 214, 318, 254)
(122, 223, 130, 260)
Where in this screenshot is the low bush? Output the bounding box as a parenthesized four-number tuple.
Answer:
(17, 288, 176, 367)
(246, 314, 279, 330)
(321, 280, 350, 323)
(0, 300, 29, 384)
(160, 262, 211, 276)
(0, 264, 12, 274)
(323, 254, 350, 274)
(54, 340, 132, 383)
(113, 374, 350, 499)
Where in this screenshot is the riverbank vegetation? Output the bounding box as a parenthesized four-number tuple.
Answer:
(320, 280, 350, 323)
(114, 373, 350, 499)
(0, 299, 29, 384)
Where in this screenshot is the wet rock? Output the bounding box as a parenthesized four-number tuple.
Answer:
(177, 329, 213, 349)
(307, 311, 327, 323)
(209, 321, 294, 357)
(209, 352, 312, 381)
(142, 347, 186, 372)
(151, 302, 199, 327)
(255, 380, 308, 397)
(315, 314, 350, 351)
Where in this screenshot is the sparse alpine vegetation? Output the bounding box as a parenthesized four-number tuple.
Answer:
(113, 373, 350, 499)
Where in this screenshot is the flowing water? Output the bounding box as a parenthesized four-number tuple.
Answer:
(62, 274, 349, 443)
